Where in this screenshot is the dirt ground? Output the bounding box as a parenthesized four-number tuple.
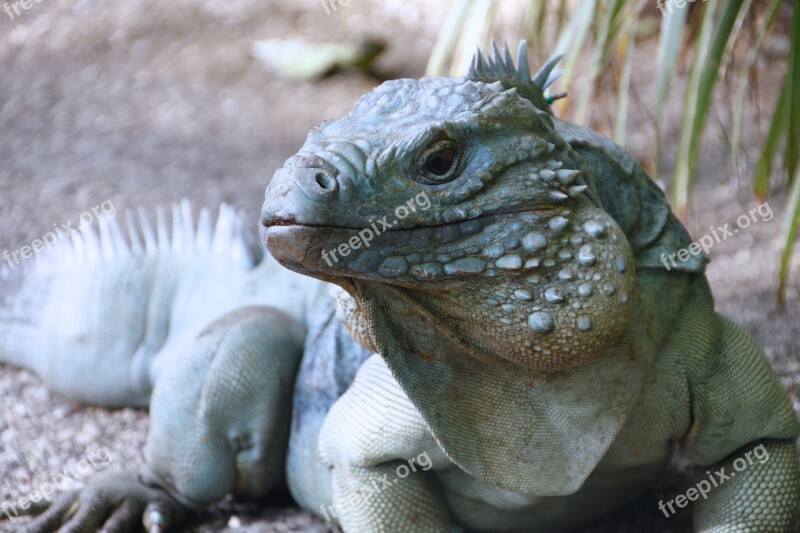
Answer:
(0, 0, 797, 531)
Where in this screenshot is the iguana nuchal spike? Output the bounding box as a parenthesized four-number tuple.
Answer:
(469, 39, 566, 113)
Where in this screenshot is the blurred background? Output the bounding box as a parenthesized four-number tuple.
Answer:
(0, 0, 797, 531)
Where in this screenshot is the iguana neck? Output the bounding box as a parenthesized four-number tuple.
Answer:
(346, 281, 649, 495)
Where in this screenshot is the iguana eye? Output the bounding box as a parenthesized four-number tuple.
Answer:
(426, 148, 455, 175)
(419, 141, 461, 183)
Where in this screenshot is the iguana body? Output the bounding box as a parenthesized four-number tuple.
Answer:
(2, 42, 798, 532)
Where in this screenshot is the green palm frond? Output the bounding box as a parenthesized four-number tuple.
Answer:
(654, 2, 687, 175)
(729, 0, 782, 178)
(779, 2, 800, 304)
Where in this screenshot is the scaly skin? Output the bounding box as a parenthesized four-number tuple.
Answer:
(2, 41, 798, 532)
(262, 42, 800, 531)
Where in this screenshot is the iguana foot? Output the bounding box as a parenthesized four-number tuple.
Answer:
(2, 470, 189, 533)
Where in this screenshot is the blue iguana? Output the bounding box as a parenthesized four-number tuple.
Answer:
(2, 41, 799, 532)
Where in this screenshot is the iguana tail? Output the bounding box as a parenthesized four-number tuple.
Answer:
(0, 200, 267, 406)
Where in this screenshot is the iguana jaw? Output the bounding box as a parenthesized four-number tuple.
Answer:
(263, 208, 553, 286)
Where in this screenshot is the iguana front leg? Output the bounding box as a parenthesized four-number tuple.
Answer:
(693, 439, 800, 532)
(4, 470, 188, 533)
(683, 314, 800, 532)
(319, 354, 457, 532)
(6, 306, 306, 532)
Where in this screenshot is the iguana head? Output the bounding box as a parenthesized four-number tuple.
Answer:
(262, 42, 636, 371)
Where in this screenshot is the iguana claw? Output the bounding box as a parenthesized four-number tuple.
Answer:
(143, 502, 168, 533)
(0, 470, 188, 533)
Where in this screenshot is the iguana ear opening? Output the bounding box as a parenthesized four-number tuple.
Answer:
(467, 40, 565, 115)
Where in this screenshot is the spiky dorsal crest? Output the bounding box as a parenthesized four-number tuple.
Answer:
(467, 40, 565, 114)
(0, 200, 263, 279)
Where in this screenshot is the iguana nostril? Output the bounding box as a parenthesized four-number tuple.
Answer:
(315, 172, 336, 191)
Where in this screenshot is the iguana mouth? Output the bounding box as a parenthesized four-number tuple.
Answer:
(264, 206, 567, 287)
(264, 208, 558, 274)
(262, 205, 563, 233)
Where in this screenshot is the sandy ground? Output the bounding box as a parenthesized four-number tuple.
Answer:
(0, 0, 797, 531)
